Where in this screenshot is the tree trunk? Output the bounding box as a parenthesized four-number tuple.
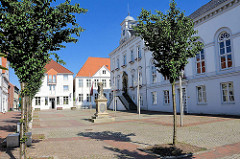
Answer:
(20, 83, 26, 159)
(171, 82, 177, 146)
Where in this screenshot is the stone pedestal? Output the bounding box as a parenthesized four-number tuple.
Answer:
(90, 82, 115, 123)
(7, 133, 19, 148)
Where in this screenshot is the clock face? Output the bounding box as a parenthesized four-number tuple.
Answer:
(100, 103, 106, 113)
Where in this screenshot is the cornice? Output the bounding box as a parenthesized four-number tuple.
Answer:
(193, 0, 240, 27)
(109, 36, 141, 57)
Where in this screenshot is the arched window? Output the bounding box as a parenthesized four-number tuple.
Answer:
(151, 65, 157, 83)
(218, 32, 232, 69)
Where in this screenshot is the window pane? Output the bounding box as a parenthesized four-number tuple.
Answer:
(201, 50, 204, 59)
(220, 42, 224, 48)
(229, 96, 234, 101)
(196, 53, 200, 61)
(221, 56, 226, 69)
(220, 48, 225, 55)
(226, 39, 231, 46)
(227, 55, 232, 67)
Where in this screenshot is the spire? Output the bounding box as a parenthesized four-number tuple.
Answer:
(128, 3, 130, 16)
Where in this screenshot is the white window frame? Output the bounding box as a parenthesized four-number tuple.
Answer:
(102, 70, 106, 74)
(218, 32, 232, 70)
(102, 79, 107, 88)
(87, 94, 91, 102)
(94, 79, 99, 87)
(123, 54, 127, 65)
(45, 97, 48, 106)
(63, 74, 68, 81)
(86, 79, 91, 87)
(63, 96, 69, 105)
(78, 79, 83, 87)
(78, 94, 83, 102)
(163, 90, 170, 105)
(63, 85, 69, 91)
(35, 97, 41, 106)
(196, 49, 205, 74)
(152, 92, 157, 105)
(137, 46, 141, 58)
(196, 85, 207, 104)
(221, 82, 234, 103)
(131, 50, 134, 61)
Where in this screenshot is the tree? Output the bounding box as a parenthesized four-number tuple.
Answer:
(135, 0, 203, 145)
(0, 0, 87, 158)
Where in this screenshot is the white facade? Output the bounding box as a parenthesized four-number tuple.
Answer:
(110, 0, 240, 115)
(74, 64, 112, 108)
(0, 58, 9, 113)
(32, 61, 74, 110)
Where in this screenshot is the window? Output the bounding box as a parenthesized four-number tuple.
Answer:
(79, 94, 83, 102)
(63, 75, 68, 81)
(123, 54, 127, 65)
(63, 85, 69, 91)
(86, 79, 91, 87)
(35, 97, 41, 105)
(63, 96, 68, 105)
(131, 50, 134, 61)
(221, 82, 234, 103)
(49, 85, 52, 91)
(164, 90, 170, 104)
(53, 85, 55, 91)
(140, 95, 143, 106)
(117, 78, 120, 89)
(117, 58, 120, 68)
(57, 97, 60, 105)
(48, 75, 52, 83)
(137, 46, 141, 58)
(79, 79, 83, 87)
(197, 86, 206, 104)
(152, 92, 157, 105)
(102, 70, 106, 74)
(131, 74, 134, 87)
(109, 79, 111, 87)
(151, 65, 157, 83)
(164, 76, 169, 81)
(218, 32, 232, 69)
(196, 49, 205, 74)
(104, 93, 107, 98)
(94, 79, 99, 87)
(102, 79, 107, 87)
(53, 75, 56, 83)
(87, 94, 91, 102)
(45, 97, 48, 105)
(139, 72, 142, 85)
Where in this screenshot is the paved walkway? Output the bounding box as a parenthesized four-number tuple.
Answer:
(0, 109, 240, 158)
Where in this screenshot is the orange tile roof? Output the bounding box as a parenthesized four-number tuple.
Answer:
(76, 57, 110, 77)
(2, 57, 7, 74)
(45, 59, 73, 74)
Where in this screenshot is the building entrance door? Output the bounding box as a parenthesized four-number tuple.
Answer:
(50, 98, 55, 109)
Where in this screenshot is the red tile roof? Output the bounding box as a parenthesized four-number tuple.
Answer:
(76, 57, 110, 77)
(45, 60, 73, 74)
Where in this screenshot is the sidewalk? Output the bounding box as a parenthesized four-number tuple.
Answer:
(1, 109, 240, 158)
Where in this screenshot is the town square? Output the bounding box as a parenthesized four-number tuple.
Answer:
(0, 0, 240, 158)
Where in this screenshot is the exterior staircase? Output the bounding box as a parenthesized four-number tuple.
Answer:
(121, 93, 137, 110)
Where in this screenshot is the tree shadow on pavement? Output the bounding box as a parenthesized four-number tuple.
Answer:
(104, 146, 159, 159)
(77, 131, 135, 142)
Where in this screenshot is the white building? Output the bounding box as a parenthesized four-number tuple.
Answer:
(74, 57, 112, 109)
(32, 60, 74, 110)
(109, 0, 240, 115)
(0, 57, 9, 113)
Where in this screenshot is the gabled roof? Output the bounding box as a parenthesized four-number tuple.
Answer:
(76, 57, 110, 77)
(45, 60, 73, 74)
(189, 0, 229, 19)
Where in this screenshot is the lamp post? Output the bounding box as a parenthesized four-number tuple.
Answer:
(136, 48, 140, 117)
(179, 70, 184, 127)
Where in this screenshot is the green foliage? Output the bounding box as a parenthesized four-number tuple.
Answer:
(135, 0, 203, 83)
(0, 0, 87, 98)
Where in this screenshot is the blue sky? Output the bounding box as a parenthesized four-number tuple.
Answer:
(9, 0, 210, 89)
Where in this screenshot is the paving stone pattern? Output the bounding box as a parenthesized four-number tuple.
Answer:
(1, 110, 240, 159)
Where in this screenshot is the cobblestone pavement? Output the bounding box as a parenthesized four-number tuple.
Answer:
(0, 109, 240, 159)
